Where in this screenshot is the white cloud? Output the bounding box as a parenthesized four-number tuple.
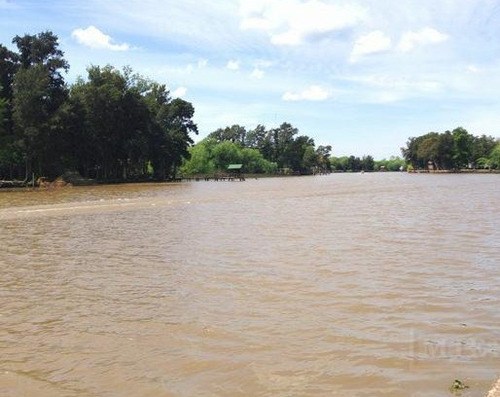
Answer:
(240, 0, 367, 46)
(254, 59, 274, 68)
(271, 30, 302, 46)
(350, 30, 392, 62)
(172, 86, 187, 97)
(467, 65, 480, 73)
(226, 60, 240, 70)
(71, 26, 130, 51)
(250, 68, 264, 79)
(184, 59, 207, 74)
(198, 59, 208, 68)
(282, 85, 330, 101)
(398, 27, 449, 52)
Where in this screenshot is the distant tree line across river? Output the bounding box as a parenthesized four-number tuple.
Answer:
(401, 127, 500, 171)
(1, 31, 499, 182)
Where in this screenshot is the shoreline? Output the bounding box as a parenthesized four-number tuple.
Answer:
(1, 169, 499, 190)
(408, 169, 500, 174)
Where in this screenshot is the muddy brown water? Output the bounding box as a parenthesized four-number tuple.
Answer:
(1, 173, 499, 396)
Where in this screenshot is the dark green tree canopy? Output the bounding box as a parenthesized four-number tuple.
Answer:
(402, 127, 498, 170)
(0, 31, 198, 181)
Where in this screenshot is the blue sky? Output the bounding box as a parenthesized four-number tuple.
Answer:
(1, 0, 500, 158)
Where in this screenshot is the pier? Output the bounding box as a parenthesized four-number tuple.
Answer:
(181, 174, 245, 182)
(181, 164, 245, 182)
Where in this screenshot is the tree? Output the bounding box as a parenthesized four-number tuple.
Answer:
(375, 156, 406, 171)
(0, 96, 6, 135)
(330, 156, 350, 171)
(0, 45, 17, 135)
(207, 124, 246, 146)
(286, 135, 314, 171)
(161, 98, 198, 177)
(403, 131, 454, 170)
(402, 136, 426, 169)
(489, 142, 500, 169)
(315, 145, 332, 171)
(361, 155, 374, 171)
(11, 31, 69, 178)
(302, 145, 317, 171)
(211, 140, 242, 170)
(180, 139, 215, 175)
(70, 65, 131, 179)
(346, 155, 361, 172)
(180, 138, 276, 175)
(246, 124, 267, 149)
(451, 127, 473, 168)
(240, 147, 277, 173)
(472, 135, 497, 165)
(270, 122, 298, 167)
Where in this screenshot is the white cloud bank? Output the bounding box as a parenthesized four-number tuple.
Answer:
(350, 27, 449, 62)
(398, 27, 449, 52)
(72, 26, 130, 51)
(226, 60, 240, 70)
(350, 30, 392, 62)
(250, 68, 264, 79)
(240, 0, 367, 46)
(172, 86, 187, 97)
(282, 85, 330, 101)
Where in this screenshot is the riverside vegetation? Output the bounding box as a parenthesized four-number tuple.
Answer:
(1, 31, 499, 184)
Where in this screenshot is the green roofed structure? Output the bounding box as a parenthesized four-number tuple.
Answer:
(227, 164, 245, 181)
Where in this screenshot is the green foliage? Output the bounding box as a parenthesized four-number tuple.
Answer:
(69, 65, 197, 180)
(475, 157, 490, 169)
(361, 155, 374, 171)
(472, 134, 496, 161)
(184, 122, 329, 175)
(0, 96, 6, 135)
(452, 127, 473, 168)
(315, 145, 332, 171)
(180, 138, 276, 175)
(374, 156, 406, 171)
(180, 140, 215, 175)
(0, 30, 198, 181)
(330, 156, 349, 171)
(489, 142, 500, 169)
(241, 147, 277, 173)
(402, 127, 497, 170)
(207, 124, 246, 146)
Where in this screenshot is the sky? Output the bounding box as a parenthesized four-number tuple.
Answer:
(1, 0, 500, 158)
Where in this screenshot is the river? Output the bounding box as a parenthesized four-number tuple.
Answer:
(1, 173, 499, 396)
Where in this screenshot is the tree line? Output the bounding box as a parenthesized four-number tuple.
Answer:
(4, 32, 496, 182)
(0, 31, 198, 181)
(180, 123, 334, 175)
(401, 127, 500, 170)
(180, 124, 408, 175)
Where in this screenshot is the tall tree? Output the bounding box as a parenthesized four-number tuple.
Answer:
(451, 127, 473, 168)
(361, 155, 375, 171)
(316, 145, 332, 171)
(270, 122, 298, 168)
(11, 31, 69, 178)
(472, 134, 496, 165)
(0, 45, 17, 133)
(160, 98, 198, 177)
